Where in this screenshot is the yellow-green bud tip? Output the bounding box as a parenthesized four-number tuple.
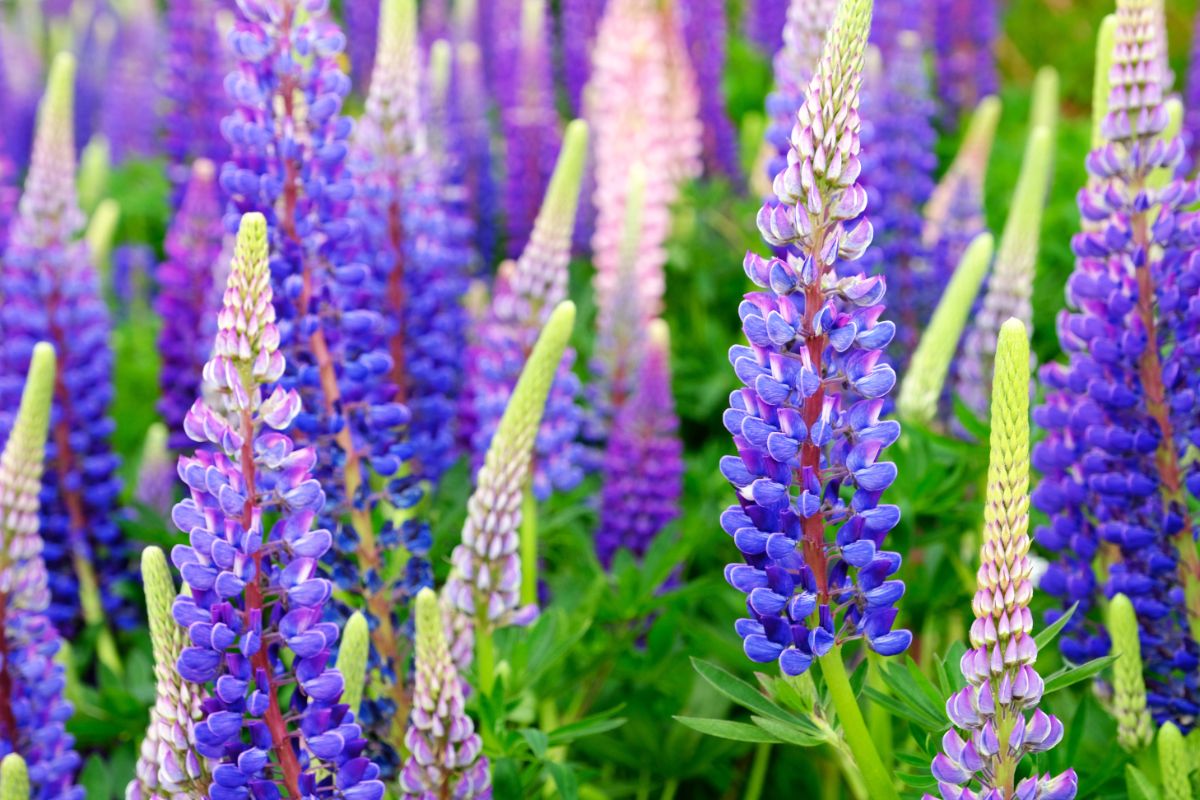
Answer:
(1031, 67, 1060, 133)
(0, 753, 30, 800)
(1092, 15, 1117, 149)
(10, 343, 57, 463)
(41, 52, 76, 131)
(141, 545, 182, 670)
(335, 611, 370, 718)
(1158, 722, 1190, 800)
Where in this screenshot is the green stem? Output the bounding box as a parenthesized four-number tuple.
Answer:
(660, 780, 678, 800)
(743, 742, 771, 800)
(819, 648, 899, 800)
(75, 552, 122, 676)
(865, 652, 892, 770)
(476, 619, 496, 696)
(520, 484, 538, 606)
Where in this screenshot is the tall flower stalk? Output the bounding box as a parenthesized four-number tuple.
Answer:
(678, 0, 739, 180)
(932, 0, 999, 124)
(0, 343, 83, 799)
(1033, 0, 1200, 730)
(163, 0, 228, 191)
(170, 212, 384, 800)
(0, 52, 131, 644)
(926, 319, 1077, 800)
(720, 0, 906, 794)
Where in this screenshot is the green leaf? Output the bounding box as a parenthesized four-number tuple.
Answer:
(519, 728, 549, 758)
(545, 762, 579, 800)
(1125, 764, 1161, 800)
(1042, 654, 1118, 696)
(690, 658, 800, 724)
(1034, 603, 1079, 652)
(79, 756, 112, 800)
(672, 716, 780, 744)
(546, 709, 627, 746)
(750, 714, 825, 747)
(863, 687, 948, 732)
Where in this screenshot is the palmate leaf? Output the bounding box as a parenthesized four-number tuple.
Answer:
(748, 715, 823, 747)
(868, 658, 950, 732)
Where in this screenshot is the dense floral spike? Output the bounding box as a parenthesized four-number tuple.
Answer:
(764, 0, 838, 185)
(0, 344, 83, 800)
(926, 319, 1077, 800)
(449, 42, 497, 266)
(224, 2, 424, 772)
(596, 319, 683, 568)
(923, 96, 1000, 298)
(353, 0, 472, 487)
(860, 30, 937, 358)
(335, 612, 370, 722)
(156, 159, 224, 452)
(588, 0, 702, 438)
(0, 52, 130, 635)
(126, 547, 209, 800)
(956, 125, 1054, 419)
(470, 122, 587, 501)
(398, 589, 490, 799)
(561, 0, 606, 114)
(163, 0, 229, 192)
(721, 0, 913, 676)
(347, 0, 381, 90)
(744, 0, 787, 54)
(932, 0, 999, 123)
(0, 755, 29, 800)
(170, 213, 384, 800)
(101, 0, 160, 164)
(1033, 0, 1200, 731)
(679, 0, 739, 179)
(897, 233, 994, 427)
(1107, 593, 1154, 752)
(1158, 723, 1191, 800)
(501, 0, 561, 257)
(446, 302, 576, 653)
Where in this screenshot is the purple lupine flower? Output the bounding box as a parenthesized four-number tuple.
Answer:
(0, 344, 84, 800)
(346, 0, 380, 91)
(398, 588, 490, 799)
(224, 0, 424, 774)
(501, 0, 562, 258)
(135, 424, 178, 520)
(560, 0, 606, 114)
(744, 0, 787, 55)
(170, 211, 385, 800)
(927, 320, 1077, 800)
(869, 0, 931, 53)
(0, 53, 131, 635)
(156, 159, 225, 453)
(1184, 8, 1200, 171)
(720, 0, 912, 676)
(1033, 0, 1200, 730)
(933, 0, 999, 124)
(163, 0, 230, 193)
(859, 31, 937, 358)
(101, 0, 160, 164)
(764, 0, 839, 185)
(448, 41, 498, 267)
(596, 319, 682, 568)
(469, 121, 587, 501)
(481, 0, 521, 103)
(678, 0, 740, 180)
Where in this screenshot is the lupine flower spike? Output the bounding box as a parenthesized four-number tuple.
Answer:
(335, 612, 370, 721)
(0, 52, 131, 638)
(561, 0, 605, 114)
(597, 318, 683, 568)
(897, 233, 994, 427)
(933, 0, 999, 124)
(1033, 0, 1200, 729)
(721, 0, 913, 677)
(1157, 722, 1192, 800)
(398, 588, 490, 800)
(1107, 593, 1154, 752)
(446, 301, 576, 689)
(0, 755, 29, 800)
(0, 343, 83, 799)
(170, 212, 384, 800)
(470, 120, 588, 501)
(679, 0, 740, 179)
(925, 319, 1078, 800)
(162, 0, 228, 193)
(135, 424, 177, 520)
(126, 547, 209, 800)
(101, 0, 160, 164)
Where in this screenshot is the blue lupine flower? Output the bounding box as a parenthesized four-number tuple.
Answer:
(163, 0, 230, 194)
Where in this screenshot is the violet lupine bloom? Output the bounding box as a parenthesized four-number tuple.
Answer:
(744, 0, 787, 54)
(163, 0, 229, 192)
(720, 0, 912, 676)
(170, 212, 385, 800)
(346, 0, 380, 91)
(156, 159, 225, 453)
(764, 0, 838, 188)
(449, 42, 498, 267)
(0, 344, 84, 800)
(859, 31, 937, 357)
(933, 0, 999, 124)
(0, 53, 131, 635)
(501, 0, 561, 258)
(587, 0, 701, 439)
(926, 320, 1077, 800)
(1033, 0, 1200, 729)
(678, 0, 739, 180)
(398, 589, 490, 800)
(101, 0, 161, 164)
(469, 122, 587, 500)
(596, 319, 682, 568)
(560, 0, 606, 114)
